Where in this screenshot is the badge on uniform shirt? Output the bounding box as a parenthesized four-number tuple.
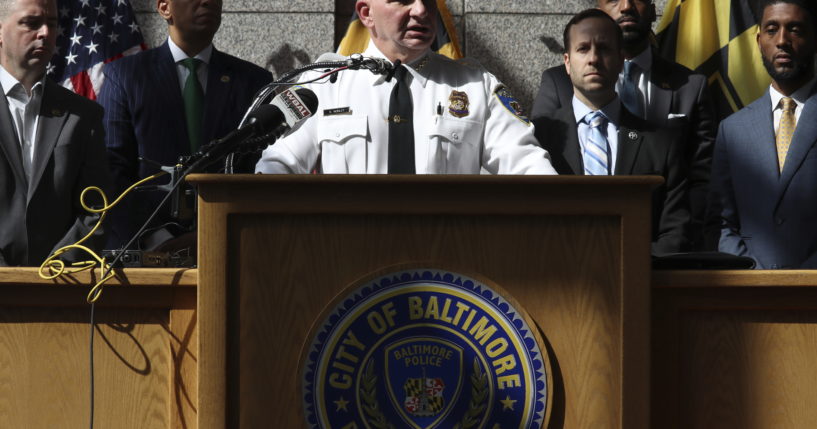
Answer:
(494, 85, 530, 125)
(448, 90, 470, 118)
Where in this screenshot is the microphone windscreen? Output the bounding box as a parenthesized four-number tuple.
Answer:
(247, 104, 285, 134)
(293, 88, 319, 113)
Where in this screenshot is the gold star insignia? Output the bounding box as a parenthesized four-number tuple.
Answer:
(500, 395, 517, 411)
(334, 396, 349, 412)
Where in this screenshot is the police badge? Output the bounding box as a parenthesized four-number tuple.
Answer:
(448, 91, 470, 118)
(300, 269, 552, 429)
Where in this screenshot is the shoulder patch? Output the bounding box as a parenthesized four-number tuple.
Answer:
(494, 86, 530, 125)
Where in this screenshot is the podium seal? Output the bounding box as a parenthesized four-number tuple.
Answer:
(301, 269, 551, 429)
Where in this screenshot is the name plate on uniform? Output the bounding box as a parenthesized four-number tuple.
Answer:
(300, 269, 552, 428)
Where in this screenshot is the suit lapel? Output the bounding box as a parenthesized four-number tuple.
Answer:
(746, 93, 780, 186)
(202, 49, 233, 143)
(154, 42, 190, 156)
(779, 89, 817, 196)
(0, 89, 27, 188)
(555, 106, 583, 174)
(29, 81, 69, 201)
(647, 55, 672, 125)
(615, 109, 644, 175)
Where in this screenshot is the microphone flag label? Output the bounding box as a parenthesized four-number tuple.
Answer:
(300, 269, 552, 429)
(273, 87, 313, 126)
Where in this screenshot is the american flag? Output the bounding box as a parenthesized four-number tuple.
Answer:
(47, 0, 147, 99)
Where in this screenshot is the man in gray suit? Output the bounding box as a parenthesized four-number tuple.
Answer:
(531, 0, 715, 250)
(0, 0, 110, 266)
(710, 0, 817, 269)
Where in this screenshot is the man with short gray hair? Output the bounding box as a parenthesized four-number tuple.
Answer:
(0, 0, 110, 266)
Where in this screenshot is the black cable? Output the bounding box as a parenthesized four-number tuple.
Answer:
(88, 301, 96, 429)
(87, 171, 189, 427)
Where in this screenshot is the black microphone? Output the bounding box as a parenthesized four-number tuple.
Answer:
(360, 57, 393, 75)
(184, 88, 319, 173)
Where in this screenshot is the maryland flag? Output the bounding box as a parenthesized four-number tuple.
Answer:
(337, 0, 463, 59)
(657, 0, 770, 119)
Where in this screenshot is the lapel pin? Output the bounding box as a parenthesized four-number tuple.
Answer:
(628, 131, 638, 140)
(52, 109, 63, 116)
(221, 75, 230, 83)
(661, 82, 670, 89)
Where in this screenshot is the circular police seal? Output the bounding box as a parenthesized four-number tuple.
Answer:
(300, 269, 551, 429)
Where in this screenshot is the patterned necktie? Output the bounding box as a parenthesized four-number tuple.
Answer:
(181, 58, 204, 153)
(619, 61, 643, 118)
(776, 96, 796, 172)
(583, 111, 610, 176)
(387, 65, 416, 174)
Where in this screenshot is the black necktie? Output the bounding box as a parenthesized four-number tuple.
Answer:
(387, 65, 415, 174)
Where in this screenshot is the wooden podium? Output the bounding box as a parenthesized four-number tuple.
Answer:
(189, 175, 658, 429)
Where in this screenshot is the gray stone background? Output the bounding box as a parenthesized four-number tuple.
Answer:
(132, 0, 669, 111)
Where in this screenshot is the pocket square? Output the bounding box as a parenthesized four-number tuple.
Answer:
(667, 113, 687, 119)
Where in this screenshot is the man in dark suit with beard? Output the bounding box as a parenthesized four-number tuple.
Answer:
(535, 8, 690, 255)
(532, 0, 714, 250)
(710, 0, 817, 268)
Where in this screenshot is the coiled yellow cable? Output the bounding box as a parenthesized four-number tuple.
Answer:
(38, 172, 168, 303)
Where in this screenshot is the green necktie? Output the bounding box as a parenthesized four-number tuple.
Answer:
(181, 58, 204, 153)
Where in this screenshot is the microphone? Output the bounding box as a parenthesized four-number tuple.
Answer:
(312, 52, 395, 76)
(184, 88, 319, 173)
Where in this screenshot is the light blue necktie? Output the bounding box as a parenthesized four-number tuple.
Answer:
(619, 61, 643, 118)
(583, 111, 610, 176)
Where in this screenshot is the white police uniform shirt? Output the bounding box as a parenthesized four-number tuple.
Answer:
(256, 43, 557, 174)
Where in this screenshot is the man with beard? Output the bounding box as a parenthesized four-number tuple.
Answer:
(99, 0, 272, 251)
(256, 0, 557, 175)
(709, 0, 817, 269)
(531, 0, 716, 250)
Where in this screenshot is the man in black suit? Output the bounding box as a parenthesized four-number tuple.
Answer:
(532, 0, 713, 250)
(535, 8, 690, 255)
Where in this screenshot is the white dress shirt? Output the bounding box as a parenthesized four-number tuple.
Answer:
(167, 37, 213, 94)
(0, 65, 45, 180)
(769, 76, 816, 134)
(572, 96, 621, 173)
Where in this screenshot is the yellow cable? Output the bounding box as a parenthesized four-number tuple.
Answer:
(39, 171, 169, 303)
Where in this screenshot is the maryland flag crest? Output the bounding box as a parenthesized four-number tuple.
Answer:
(337, 0, 463, 59)
(403, 373, 446, 416)
(657, 0, 770, 119)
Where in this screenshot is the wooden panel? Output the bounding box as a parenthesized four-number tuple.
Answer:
(192, 175, 656, 429)
(0, 268, 198, 429)
(0, 308, 169, 428)
(233, 214, 622, 429)
(653, 271, 817, 429)
(680, 311, 817, 429)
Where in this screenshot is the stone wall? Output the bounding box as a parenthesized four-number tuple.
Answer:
(132, 0, 668, 111)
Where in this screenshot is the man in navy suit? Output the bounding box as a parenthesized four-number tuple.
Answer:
(710, 0, 817, 269)
(532, 0, 715, 250)
(99, 0, 272, 250)
(535, 9, 690, 255)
